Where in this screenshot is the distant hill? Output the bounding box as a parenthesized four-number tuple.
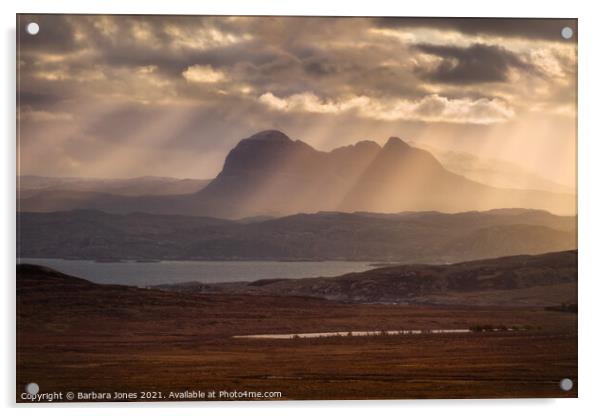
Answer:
(17, 250, 578, 307)
(18, 209, 576, 263)
(407, 141, 575, 194)
(17, 263, 97, 290)
(18, 175, 210, 197)
(158, 250, 577, 307)
(17, 130, 576, 218)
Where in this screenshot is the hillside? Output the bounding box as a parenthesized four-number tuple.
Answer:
(157, 250, 578, 307)
(18, 209, 576, 262)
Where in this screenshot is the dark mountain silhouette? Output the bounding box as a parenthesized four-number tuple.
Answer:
(18, 208, 576, 263)
(339, 136, 573, 213)
(196, 130, 383, 216)
(18, 130, 575, 218)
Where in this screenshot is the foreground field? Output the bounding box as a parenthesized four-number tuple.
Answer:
(16, 265, 577, 401)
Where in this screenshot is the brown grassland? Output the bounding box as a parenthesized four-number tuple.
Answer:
(16, 265, 577, 401)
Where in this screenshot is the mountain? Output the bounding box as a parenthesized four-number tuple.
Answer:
(17, 130, 576, 218)
(338, 137, 573, 214)
(194, 131, 576, 217)
(157, 250, 578, 307)
(18, 209, 576, 263)
(18, 175, 211, 197)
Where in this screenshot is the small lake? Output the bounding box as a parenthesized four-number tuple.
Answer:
(18, 258, 375, 286)
(233, 329, 473, 339)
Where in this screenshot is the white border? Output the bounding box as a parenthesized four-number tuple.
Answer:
(3, 1, 601, 415)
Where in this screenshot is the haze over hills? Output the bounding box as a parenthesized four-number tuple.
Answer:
(18, 130, 576, 218)
(18, 175, 211, 197)
(18, 208, 576, 263)
(406, 141, 575, 194)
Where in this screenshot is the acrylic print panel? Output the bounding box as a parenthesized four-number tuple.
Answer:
(16, 14, 577, 402)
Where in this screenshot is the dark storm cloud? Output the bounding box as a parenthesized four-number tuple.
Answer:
(375, 17, 577, 42)
(19, 15, 264, 77)
(16, 15, 427, 107)
(18, 14, 80, 53)
(17, 91, 66, 108)
(303, 58, 349, 76)
(414, 43, 535, 84)
(16, 14, 574, 114)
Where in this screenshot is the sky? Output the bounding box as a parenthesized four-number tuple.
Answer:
(17, 15, 577, 187)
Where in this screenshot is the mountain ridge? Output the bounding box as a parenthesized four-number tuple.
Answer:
(18, 130, 576, 218)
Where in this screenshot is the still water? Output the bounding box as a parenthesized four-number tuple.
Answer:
(233, 329, 473, 339)
(18, 258, 375, 286)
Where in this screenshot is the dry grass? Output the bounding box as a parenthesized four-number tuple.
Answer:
(16, 267, 577, 401)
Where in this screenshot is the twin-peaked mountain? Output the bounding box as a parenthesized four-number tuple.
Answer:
(18, 130, 575, 218)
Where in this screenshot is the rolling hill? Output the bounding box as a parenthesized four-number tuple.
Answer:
(157, 250, 578, 307)
(18, 208, 576, 263)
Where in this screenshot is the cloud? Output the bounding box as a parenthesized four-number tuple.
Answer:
(259, 92, 514, 125)
(18, 107, 74, 122)
(374, 17, 577, 42)
(165, 24, 252, 50)
(32, 66, 106, 83)
(182, 65, 227, 83)
(15, 14, 575, 181)
(413, 43, 534, 84)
